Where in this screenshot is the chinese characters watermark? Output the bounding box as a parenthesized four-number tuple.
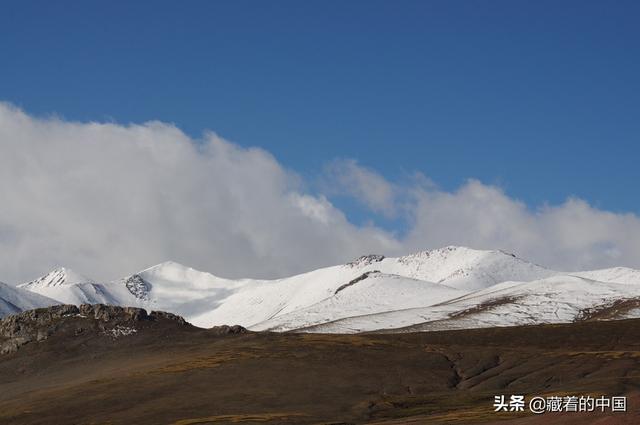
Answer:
(493, 395, 627, 414)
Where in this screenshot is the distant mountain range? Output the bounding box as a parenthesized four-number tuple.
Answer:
(3, 246, 640, 333)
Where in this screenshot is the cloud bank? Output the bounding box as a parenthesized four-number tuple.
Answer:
(1, 103, 640, 283)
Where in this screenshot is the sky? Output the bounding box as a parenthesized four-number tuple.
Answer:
(1, 1, 639, 282)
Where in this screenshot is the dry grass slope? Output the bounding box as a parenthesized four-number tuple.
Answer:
(1, 312, 640, 424)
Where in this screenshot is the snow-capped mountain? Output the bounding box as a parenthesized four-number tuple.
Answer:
(5, 246, 640, 333)
(186, 247, 542, 327)
(344, 246, 555, 291)
(19, 267, 94, 289)
(303, 274, 640, 333)
(0, 282, 60, 317)
(249, 272, 465, 332)
(119, 261, 251, 325)
(17, 267, 138, 307)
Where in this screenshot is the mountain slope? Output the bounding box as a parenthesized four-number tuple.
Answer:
(2, 307, 640, 425)
(572, 267, 640, 285)
(249, 272, 464, 331)
(306, 274, 640, 333)
(0, 282, 60, 318)
(188, 247, 555, 327)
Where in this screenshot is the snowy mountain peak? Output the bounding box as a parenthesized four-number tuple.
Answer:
(138, 260, 210, 277)
(132, 260, 242, 298)
(374, 246, 553, 291)
(347, 254, 385, 268)
(18, 267, 94, 290)
(401, 245, 514, 261)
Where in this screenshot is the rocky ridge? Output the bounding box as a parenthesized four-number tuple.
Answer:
(0, 304, 189, 354)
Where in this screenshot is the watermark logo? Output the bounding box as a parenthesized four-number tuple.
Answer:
(493, 395, 627, 414)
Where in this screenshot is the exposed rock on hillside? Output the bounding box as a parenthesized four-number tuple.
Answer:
(0, 304, 189, 354)
(209, 324, 248, 335)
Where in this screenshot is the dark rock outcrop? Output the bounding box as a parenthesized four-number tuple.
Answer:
(347, 254, 385, 267)
(0, 304, 188, 354)
(122, 274, 151, 301)
(209, 324, 248, 335)
(149, 310, 187, 325)
(334, 271, 380, 295)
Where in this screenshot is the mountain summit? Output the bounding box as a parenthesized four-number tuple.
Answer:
(18, 267, 94, 290)
(345, 246, 555, 291)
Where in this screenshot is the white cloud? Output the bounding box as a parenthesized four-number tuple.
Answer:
(0, 103, 400, 283)
(322, 159, 398, 217)
(403, 180, 640, 271)
(1, 102, 640, 284)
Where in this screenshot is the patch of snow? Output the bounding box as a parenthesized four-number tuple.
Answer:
(104, 325, 138, 338)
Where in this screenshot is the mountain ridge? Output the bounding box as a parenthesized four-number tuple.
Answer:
(4, 246, 640, 333)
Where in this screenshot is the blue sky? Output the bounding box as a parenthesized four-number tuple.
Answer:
(1, 0, 639, 220)
(3, 1, 640, 281)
